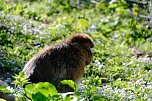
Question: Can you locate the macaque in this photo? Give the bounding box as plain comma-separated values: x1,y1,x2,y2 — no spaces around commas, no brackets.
23,33,94,92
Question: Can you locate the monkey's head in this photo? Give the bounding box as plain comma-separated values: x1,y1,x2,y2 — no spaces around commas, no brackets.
65,33,94,65
66,33,94,49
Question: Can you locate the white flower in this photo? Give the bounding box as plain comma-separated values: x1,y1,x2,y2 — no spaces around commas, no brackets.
6,86,14,93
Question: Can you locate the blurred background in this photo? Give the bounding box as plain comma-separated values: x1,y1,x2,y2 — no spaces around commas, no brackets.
0,0,152,100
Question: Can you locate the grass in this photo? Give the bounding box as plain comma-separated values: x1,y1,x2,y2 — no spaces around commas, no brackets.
0,0,152,100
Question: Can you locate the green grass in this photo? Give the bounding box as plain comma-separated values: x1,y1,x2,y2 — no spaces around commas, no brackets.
0,0,152,100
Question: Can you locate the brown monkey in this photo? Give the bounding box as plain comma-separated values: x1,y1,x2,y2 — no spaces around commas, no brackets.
23,33,94,92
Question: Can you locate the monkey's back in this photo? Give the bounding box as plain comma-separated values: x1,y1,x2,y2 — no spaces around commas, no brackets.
23,43,86,83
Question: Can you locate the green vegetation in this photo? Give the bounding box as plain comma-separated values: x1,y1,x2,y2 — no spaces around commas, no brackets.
0,0,152,100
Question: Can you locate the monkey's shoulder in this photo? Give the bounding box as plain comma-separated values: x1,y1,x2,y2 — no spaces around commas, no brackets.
37,43,80,57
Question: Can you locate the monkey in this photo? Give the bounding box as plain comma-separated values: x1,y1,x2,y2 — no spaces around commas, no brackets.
22,33,94,92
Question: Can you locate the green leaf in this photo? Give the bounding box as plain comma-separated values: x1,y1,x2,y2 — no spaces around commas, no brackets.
77,18,89,30
0,86,11,94
0,98,6,101
25,82,58,99
0,86,7,92
61,80,75,90
32,92,48,101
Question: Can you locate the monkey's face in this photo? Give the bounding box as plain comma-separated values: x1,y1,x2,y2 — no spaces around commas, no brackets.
66,33,94,65
82,41,94,49
84,46,93,66
81,37,94,66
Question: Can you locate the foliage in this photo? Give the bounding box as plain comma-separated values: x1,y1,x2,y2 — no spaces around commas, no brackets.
13,71,29,87
25,82,59,100
61,80,79,92
0,0,152,100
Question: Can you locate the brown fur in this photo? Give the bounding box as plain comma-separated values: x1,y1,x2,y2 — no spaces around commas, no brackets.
23,33,94,92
